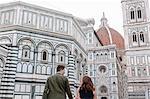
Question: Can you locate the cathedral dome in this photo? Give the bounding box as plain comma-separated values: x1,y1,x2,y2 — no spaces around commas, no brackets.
96,13,125,49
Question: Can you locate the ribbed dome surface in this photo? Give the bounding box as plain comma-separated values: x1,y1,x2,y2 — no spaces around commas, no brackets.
96,12,125,49
96,26,125,49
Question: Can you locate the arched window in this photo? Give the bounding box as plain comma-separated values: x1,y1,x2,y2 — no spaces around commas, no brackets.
17,63,22,72
61,56,63,61
111,52,114,58
100,86,107,93
42,66,46,74
137,7,142,19
130,8,135,20
22,45,31,60
41,50,48,61
140,32,144,42
132,32,137,42
28,64,33,73
0,59,4,68
36,66,41,74
22,63,28,73
58,51,65,63
43,51,47,60
46,67,51,75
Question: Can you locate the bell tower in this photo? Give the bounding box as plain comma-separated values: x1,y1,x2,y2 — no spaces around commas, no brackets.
122,0,150,49
121,0,150,99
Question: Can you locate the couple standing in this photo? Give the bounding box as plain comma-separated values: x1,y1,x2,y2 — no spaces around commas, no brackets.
42,65,97,99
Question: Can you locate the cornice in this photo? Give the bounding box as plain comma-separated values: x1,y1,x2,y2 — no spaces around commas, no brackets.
125,47,150,52
0,25,87,54
0,1,73,18
88,44,116,52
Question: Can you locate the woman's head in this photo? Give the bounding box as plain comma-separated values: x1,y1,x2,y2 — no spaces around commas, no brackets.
82,76,93,84
80,76,94,91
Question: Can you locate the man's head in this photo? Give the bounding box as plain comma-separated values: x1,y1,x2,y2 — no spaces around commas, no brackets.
57,65,65,75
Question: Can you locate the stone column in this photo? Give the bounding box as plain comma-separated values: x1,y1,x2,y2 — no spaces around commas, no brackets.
68,54,75,97
0,46,18,99
52,51,56,75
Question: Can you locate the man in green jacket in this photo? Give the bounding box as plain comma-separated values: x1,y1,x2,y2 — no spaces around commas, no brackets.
42,65,73,99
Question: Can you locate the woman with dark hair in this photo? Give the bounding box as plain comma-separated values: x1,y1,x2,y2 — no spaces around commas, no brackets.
75,76,97,99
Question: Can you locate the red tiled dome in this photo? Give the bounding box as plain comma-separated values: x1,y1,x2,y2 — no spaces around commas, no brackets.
96,13,125,49
96,26,125,49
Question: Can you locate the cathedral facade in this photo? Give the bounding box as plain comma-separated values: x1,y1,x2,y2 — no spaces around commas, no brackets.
86,13,128,99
